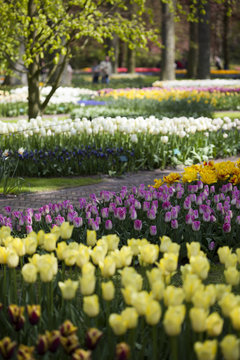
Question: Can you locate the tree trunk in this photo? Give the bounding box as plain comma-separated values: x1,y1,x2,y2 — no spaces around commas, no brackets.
28,61,40,119
161,1,175,80
127,48,136,73
112,35,119,74
197,2,211,79
187,21,198,78
223,0,230,70
119,41,127,68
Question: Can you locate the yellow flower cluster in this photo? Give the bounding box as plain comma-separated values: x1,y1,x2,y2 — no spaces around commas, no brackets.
2,224,240,359
152,159,240,187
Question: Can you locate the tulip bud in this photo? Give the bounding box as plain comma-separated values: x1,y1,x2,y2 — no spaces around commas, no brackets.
83,295,99,317
101,281,115,301
8,305,25,331
87,230,97,247
58,279,78,300
72,349,91,360
220,335,239,360
0,337,17,359
85,328,103,350
46,330,61,352
60,320,78,337
36,334,49,355
194,340,217,360
27,305,41,325
116,342,131,360
60,333,79,354
17,344,35,360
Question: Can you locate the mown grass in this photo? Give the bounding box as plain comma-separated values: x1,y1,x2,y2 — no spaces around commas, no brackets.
0,176,102,194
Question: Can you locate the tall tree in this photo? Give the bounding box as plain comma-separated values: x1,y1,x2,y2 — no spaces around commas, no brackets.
0,0,158,119
197,1,211,79
161,0,175,80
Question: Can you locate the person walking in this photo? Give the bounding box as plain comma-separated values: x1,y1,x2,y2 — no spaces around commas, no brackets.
99,56,112,84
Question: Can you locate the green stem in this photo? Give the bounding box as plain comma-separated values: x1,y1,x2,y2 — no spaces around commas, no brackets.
170,336,178,360
12,268,17,304
152,325,158,360
3,265,7,306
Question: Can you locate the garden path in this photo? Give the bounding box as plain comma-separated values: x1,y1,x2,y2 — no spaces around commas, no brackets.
0,155,239,212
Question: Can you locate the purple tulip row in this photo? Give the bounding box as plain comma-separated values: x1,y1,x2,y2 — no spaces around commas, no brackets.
1,181,240,253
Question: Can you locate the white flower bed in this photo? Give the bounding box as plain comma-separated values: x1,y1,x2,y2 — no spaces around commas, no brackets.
0,87,98,104
1,115,239,138
152,79,240,88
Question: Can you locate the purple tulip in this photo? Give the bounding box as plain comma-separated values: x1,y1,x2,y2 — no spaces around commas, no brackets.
192,221,201,231
224,215,231,224
208,241,215,250
186,214,193,225
101,208,109,218
210,185,215,193
116,197,123,206
134,200,141,209
210,215,217,223
134,219,142,231
91,221,99,231
176,191,183,199
143,201,151,211
214,195,220,203
171,219,178,229
109,203,116,212
165,211,172,223
34,213,42,222
73,217,83,227
171,206,179,219
105,220,113,230
4,206,11,215
197,181,203,190
162,201,171,210
196,196,203,205
150,225,157,236
190,194,197,202
55,215,65,226
223,222,231,233
26,225,33,233
236,216,240,225
216,203,223,212
147,209,156,220
130,208,137,220
117,207,127,221
183,198,191,210
203,212,210,222
79,198,87,209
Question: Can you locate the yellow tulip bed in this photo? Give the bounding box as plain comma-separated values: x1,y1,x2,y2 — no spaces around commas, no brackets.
0,222,240,360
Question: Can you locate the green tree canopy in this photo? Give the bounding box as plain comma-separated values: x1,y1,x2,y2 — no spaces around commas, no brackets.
0,0,159,118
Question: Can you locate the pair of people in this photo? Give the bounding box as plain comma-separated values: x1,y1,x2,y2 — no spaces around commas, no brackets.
92,56,112,84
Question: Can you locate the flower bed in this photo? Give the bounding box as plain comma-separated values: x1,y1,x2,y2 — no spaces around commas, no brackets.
0,116,240,176
1,160,240,262
0,223,240,359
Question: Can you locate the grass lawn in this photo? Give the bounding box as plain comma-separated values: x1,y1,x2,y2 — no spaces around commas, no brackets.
0,176,102,194
214,110,240,119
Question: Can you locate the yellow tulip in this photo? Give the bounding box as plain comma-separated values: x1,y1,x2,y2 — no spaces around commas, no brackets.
58,279,78,300
42,233,58,252
224,253,238,268
145,300,161,326
218,246,232,265
189,308,207,332
159,236,172,252
138,244,159,266
186,242,201,259
22,263,38,283
120,267,142,291
0,247,9,264
63,248,78,267
230,306,240,330
87,230,97,247
99,256,116,277
219,293,239,317
118,246,133,268
7,250,19,268
132,291,151,316
220,335,239,360
194,340,217,360
166,243,180,255
192,288,212,310
103,234,120,251
121,307,138,329
0,226,11,244
101,281,115,301
127,238,140,256
224,267,240,286
183,274,203,302
121,286,136,306
109,314,127,335
158,253,178,274
147,268,163,287
206,312,224,337
12,238,25,256
190,255,210,280
76,245,90,268
91,246,107,265
60,222,74,240
163,305,186,336
81,262,95,276
79,275,96,296
24,234,38,254
37,230,45,246
83,295,99,317
150,280,165,301
215,284,232,301
164,286,185,306
56,242,68,260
